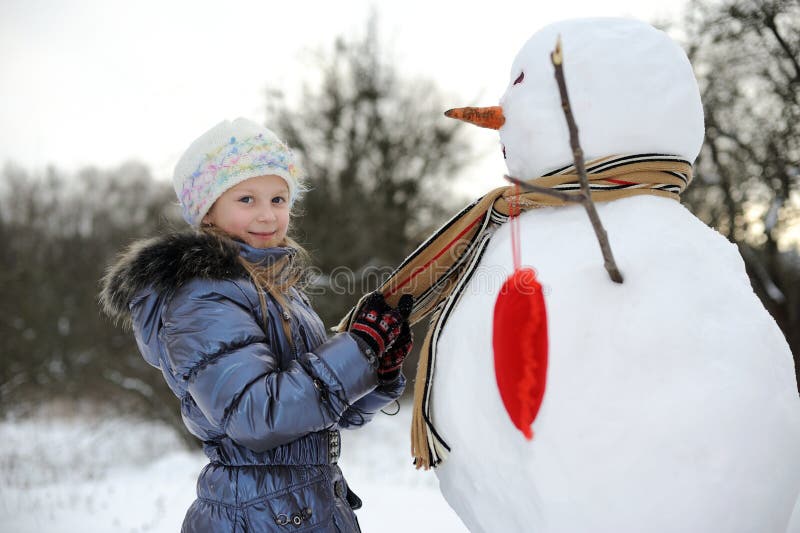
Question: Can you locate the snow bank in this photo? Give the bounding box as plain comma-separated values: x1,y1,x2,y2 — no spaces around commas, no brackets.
1,401,467,532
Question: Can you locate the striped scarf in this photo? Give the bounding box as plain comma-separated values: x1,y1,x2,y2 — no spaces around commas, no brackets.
334,154,692,469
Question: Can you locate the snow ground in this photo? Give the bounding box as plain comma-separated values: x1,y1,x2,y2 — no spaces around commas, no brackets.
0,401,468,533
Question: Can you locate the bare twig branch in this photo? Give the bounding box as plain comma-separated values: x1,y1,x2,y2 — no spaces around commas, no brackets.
705,131,739,240
761,7,800,84
503,175,582,204
551,36,624,283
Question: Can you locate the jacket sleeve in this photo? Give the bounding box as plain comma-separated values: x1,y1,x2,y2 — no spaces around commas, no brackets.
161,279,378,452
338,374,406,429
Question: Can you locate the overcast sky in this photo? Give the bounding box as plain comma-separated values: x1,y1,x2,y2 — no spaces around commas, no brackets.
1,0,689,195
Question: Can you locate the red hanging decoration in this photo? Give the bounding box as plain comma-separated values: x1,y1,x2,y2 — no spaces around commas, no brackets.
492,186,548,439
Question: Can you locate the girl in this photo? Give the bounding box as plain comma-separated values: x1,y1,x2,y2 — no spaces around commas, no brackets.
100,117,413,532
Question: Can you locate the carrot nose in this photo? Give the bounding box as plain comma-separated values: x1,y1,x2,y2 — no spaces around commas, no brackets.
444,106,505,130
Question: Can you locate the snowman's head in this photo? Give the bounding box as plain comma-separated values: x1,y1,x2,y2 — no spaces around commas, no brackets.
449,18,705,180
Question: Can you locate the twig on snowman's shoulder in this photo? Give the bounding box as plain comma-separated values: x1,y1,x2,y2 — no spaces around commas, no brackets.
551,36,624,283
503,175,581,204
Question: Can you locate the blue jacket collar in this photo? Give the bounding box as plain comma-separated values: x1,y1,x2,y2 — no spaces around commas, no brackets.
237,241,296,266
101,230,298,326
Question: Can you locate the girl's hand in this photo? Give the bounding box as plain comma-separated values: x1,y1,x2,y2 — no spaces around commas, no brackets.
377,320,413,382
349,292,411,359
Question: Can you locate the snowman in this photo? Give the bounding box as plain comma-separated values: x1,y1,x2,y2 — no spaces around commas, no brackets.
412,17,800,533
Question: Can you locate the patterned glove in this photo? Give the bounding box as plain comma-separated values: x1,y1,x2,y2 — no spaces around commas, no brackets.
350,292,403,360
377,294,414,382
377,321,413,382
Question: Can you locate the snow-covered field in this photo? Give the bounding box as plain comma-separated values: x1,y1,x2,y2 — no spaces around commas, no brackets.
0,401,468,533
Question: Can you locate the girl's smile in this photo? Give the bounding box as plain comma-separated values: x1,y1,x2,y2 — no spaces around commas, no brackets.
202,174,291,248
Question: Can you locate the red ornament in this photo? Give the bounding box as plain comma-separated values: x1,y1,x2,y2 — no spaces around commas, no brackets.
492,267,548,440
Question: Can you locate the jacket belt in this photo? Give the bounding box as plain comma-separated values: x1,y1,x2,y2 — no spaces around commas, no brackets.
205,429,341,466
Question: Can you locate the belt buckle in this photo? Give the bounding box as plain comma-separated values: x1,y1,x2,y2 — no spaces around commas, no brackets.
328,430,340,464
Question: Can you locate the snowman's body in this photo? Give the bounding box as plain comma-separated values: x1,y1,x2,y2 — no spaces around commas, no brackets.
433,196,800,532
431,18,800,533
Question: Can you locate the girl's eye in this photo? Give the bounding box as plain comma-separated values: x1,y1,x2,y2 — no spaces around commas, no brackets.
513,71,524,85
238,196,254,204
272,196,286,204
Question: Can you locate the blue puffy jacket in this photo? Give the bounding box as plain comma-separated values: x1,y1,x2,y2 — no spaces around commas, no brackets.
100,230,405,532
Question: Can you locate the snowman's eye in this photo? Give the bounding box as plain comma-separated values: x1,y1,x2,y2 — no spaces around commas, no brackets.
513,71,524,85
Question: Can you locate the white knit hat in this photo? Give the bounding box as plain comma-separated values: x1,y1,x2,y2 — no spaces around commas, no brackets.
173,117,304,226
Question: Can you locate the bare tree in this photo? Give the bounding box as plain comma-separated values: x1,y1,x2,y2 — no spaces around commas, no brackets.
679,0,800,382
265,15,473,326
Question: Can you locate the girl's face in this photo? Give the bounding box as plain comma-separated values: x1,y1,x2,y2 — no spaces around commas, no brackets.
202,174,291,248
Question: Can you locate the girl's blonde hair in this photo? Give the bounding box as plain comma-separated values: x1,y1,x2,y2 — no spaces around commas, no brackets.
201,225,311,347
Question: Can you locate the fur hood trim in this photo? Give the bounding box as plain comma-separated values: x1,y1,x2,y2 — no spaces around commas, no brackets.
99,230,252,326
